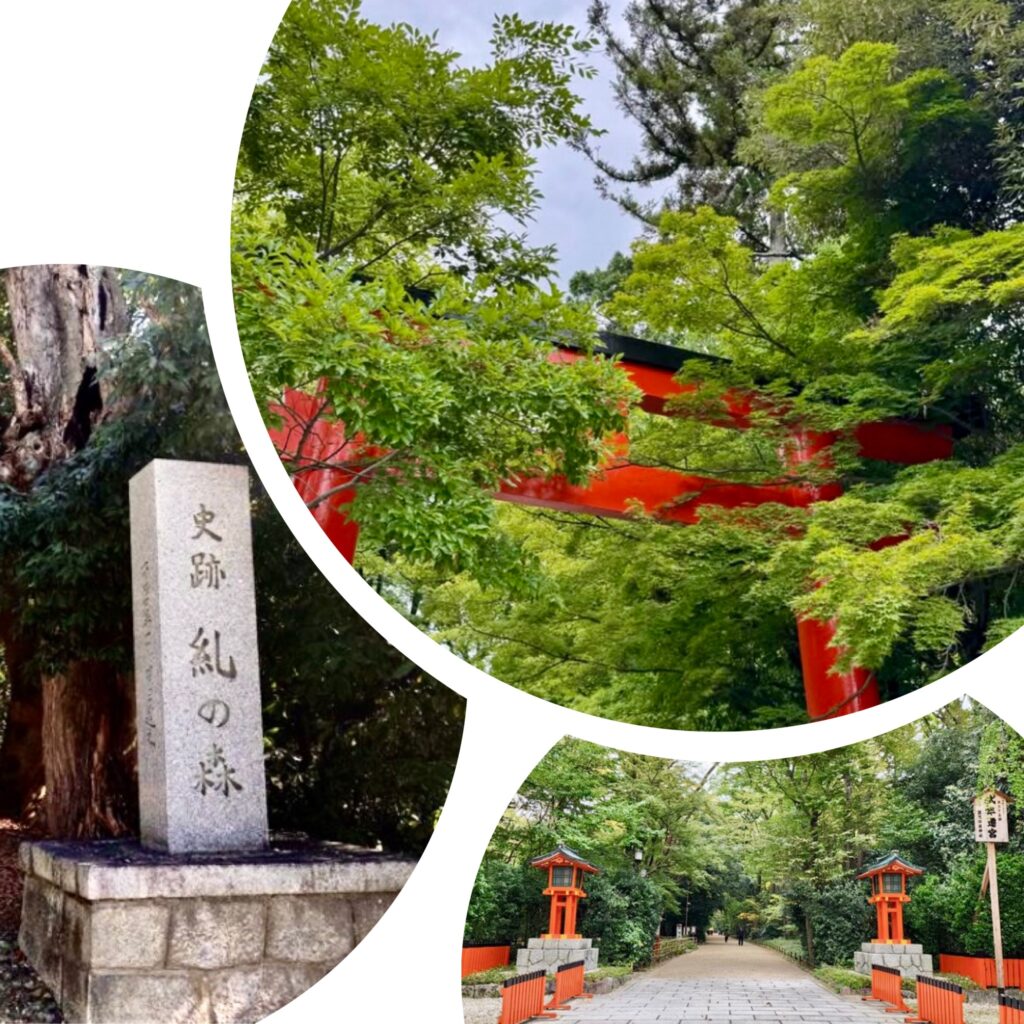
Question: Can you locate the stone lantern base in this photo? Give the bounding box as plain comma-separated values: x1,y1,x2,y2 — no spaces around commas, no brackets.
18,838,412,1023
853,942,934,978
516,938,599,974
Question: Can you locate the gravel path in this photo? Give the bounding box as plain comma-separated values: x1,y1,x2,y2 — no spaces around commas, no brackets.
648,938,812,981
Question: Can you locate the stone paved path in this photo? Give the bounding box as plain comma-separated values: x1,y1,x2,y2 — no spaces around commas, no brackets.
554,937,891,1023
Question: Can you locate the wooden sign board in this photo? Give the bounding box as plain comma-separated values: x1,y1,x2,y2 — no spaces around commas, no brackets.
974,790,1010,844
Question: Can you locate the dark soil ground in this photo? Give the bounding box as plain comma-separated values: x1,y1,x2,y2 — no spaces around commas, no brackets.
0,821,60,1023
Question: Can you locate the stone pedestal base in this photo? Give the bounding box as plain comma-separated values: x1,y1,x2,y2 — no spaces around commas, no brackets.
516,938,599,974
19,838,413,1023
853,942,934,978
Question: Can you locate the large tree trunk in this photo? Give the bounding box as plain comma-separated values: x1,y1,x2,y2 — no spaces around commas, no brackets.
0,265,134,837
0,612,44,820
42,665,137,838
1,265,126,487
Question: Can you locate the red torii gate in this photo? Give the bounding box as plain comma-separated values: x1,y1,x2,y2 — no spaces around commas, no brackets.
269,331,953,721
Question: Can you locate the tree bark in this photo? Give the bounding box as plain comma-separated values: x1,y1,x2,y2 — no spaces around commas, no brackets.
0,265,135,837
41,665,137,838
1,264,126,487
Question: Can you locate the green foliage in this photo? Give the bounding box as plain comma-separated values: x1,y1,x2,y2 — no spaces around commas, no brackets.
234,237,632,573
235,0,1024,732
255,501,463,854
650,937,696,962
490,739,720,907
238,0,599,280
805,879,874,967
0,274,230,673
756,43,995,262
813,965,870,990
936,973,977,990
569,252,633,312
467,709,1024,979
580,871,662,966
584,0,788,236
905,852,1024,957
759,937,808,962
461,966,516,985
464,860,546,946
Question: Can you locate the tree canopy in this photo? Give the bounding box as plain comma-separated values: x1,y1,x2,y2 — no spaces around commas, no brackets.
235,0,1024,729
467,703,1024,966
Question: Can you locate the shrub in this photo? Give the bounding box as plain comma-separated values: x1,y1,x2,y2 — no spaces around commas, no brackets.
814,966,870,991
464,860,546,947
905,852,1024,957
806,879,874,967
579,871,662,966
937,973,978,991
760,937,808,962
462,967,516,985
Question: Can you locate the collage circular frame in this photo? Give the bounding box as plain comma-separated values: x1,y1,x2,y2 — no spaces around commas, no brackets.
229,0,1024,736
0,264,464,1024
459,699,1024,1024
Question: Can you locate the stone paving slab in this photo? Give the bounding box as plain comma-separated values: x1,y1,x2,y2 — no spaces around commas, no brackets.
552,977,891,1023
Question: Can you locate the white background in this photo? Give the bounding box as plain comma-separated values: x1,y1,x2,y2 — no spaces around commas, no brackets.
0,4,1021,1022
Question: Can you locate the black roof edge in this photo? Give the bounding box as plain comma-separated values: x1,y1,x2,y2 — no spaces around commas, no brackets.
555,329,725,372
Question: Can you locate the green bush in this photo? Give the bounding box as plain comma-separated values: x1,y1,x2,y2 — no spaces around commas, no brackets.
579,871,662,966
760,937,808,962
814,966,870,991
937,973,978,991
586,965,633,980
652,937,697,963
462,966,516,985
463,860,546,947
906,852,1024,957
806,879,874,967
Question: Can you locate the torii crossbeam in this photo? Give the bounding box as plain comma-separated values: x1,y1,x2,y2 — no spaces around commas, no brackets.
269,331,953,721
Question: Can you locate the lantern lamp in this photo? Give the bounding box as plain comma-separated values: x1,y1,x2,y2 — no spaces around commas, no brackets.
857,852,924,945
529,845,600,940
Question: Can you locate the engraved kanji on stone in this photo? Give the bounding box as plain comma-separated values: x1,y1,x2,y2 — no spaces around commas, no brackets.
193,744,243,797
191,503,223,542
189,627,237,679
197,699,230,728
190,552,226,589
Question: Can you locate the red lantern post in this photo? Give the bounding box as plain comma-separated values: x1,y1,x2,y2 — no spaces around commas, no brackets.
529,846,599,940
857,853,924,945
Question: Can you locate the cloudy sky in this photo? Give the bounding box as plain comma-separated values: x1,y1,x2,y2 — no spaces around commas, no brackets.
364,0,667,284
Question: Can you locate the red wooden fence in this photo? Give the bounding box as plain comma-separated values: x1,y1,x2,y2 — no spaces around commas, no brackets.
938,954,1024,989
1001,992,1024,1024
498,969,555,1024
546,960,591,1011
907,975,965,1024
461,944,511,978
862,964,908,1013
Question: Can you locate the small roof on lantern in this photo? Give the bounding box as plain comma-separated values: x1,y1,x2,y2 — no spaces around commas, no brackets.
529,845,600,874
857,851,924,879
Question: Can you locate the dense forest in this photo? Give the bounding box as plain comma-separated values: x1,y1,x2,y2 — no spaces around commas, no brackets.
464,703,1024,970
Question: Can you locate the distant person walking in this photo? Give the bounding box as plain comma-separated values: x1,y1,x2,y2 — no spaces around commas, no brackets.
724,930,729,943
737,927,746,946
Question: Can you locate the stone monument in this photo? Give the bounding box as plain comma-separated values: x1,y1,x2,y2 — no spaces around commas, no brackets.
19,459,414,1023
131,460,268,852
